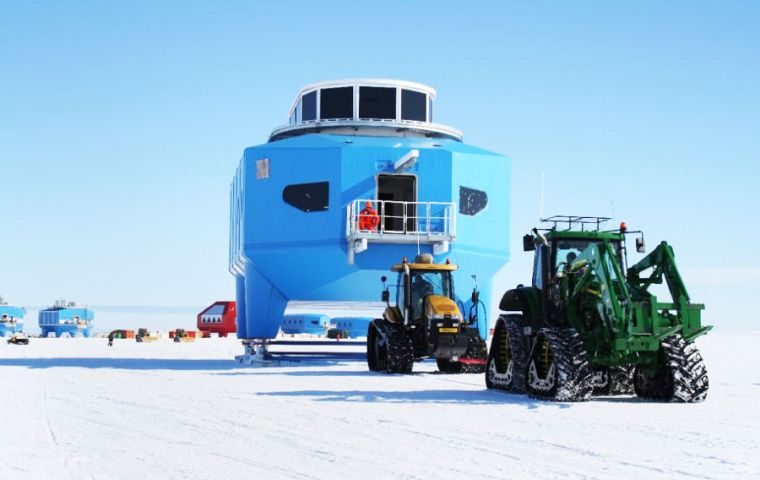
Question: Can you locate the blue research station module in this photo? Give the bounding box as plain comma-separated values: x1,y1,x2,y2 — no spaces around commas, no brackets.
229,79,510,360
0,300,24,336
38,300,94,338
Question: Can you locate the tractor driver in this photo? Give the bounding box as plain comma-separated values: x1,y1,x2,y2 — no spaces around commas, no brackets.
411,273,434,320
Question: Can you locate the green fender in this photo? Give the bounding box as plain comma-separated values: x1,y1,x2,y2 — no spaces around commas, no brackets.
498,286,542,324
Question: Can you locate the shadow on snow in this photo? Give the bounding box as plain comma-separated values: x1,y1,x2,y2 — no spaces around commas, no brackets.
0,353,367,371
0,357,242,371
257,388,571,408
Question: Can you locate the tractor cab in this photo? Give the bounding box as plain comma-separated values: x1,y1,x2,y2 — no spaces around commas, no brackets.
387,254,458,326
523,216,643,292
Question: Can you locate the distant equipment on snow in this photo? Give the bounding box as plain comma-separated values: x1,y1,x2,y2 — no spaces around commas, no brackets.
197,301,237,338
38,300,94,338
0,296,25,337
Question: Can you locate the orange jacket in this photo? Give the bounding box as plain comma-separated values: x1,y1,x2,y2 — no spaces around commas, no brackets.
359,206,380,231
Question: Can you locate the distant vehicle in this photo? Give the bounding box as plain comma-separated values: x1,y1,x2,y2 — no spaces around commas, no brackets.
170,329,197,342
108,329,135,339
197,301,236,337
135,328,159,342
7,332,29,345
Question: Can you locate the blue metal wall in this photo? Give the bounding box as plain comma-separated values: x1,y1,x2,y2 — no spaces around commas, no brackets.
230,134,510,340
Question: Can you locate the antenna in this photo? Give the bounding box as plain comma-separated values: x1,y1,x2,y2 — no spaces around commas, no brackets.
540,169,545,221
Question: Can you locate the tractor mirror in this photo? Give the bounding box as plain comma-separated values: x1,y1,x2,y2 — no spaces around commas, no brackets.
523,234,535,251
381,290,390,303
636,237,645,253
381,276,387,283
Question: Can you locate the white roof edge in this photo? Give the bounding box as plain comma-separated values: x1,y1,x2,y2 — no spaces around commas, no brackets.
288,79,437,115
269,120,463,142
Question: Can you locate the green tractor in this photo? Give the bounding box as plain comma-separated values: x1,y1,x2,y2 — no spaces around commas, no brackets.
486,216,711,402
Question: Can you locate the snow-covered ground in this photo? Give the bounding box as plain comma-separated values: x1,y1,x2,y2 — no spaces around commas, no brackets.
0,333,757,480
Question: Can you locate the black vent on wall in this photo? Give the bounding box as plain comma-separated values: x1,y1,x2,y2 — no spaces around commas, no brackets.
459,186,487,216
283,182,329,212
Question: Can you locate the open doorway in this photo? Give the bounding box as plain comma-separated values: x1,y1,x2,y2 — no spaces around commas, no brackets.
377,174,417,232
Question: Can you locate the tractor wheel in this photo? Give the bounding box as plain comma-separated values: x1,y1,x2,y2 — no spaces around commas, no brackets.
634,335,708,403
485,315,528,393
367,319,413,374
525,328,593,402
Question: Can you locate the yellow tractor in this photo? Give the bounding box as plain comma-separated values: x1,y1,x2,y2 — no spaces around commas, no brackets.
367,254,487,373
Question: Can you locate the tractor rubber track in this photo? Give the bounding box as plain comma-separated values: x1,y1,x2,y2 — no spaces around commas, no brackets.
368,319,414,374
592,365,635,395
635,335,708,403
486,315,528,393
608,366,635,395
528,328,593,402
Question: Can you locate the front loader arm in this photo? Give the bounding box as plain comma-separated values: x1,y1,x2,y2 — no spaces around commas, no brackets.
627,241,690,304
567,243,629,335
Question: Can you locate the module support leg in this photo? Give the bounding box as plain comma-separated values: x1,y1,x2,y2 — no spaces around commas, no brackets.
235,339,274,365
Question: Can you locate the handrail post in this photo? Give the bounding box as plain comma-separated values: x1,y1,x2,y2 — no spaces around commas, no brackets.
379,199,384,235
403,201,407,234
426,202,431,237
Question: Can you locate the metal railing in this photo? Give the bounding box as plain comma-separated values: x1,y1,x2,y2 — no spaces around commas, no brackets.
346,199,456,264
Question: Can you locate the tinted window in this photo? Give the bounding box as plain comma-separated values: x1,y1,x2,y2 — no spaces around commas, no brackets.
553,239,622,271
459,186,488,216
320,87,353,119
203,304,226,316
282,181,329,212
359,87,396,119
401,89,426,121
302,91,317,121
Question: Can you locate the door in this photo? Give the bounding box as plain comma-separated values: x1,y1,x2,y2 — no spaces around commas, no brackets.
377,174,417,232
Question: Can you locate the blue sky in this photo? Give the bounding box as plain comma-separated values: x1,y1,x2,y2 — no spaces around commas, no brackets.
1,1,758,330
